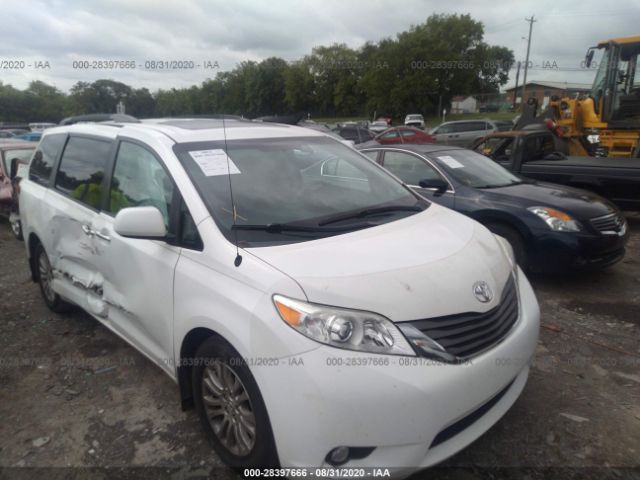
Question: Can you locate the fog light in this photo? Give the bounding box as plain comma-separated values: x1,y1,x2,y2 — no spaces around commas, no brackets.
327,446,350,465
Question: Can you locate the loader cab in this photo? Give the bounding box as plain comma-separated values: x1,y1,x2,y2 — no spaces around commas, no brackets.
587,36,640,126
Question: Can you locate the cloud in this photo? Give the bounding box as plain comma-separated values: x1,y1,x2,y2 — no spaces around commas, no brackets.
0,0,638,92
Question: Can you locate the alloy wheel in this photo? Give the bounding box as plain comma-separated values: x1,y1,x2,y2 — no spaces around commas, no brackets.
201,360,256,456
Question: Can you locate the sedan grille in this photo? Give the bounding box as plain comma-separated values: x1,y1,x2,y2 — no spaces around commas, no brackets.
404,276,518,359
590,212,627,235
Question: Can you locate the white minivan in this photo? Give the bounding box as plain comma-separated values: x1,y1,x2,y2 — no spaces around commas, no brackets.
20,118,540,475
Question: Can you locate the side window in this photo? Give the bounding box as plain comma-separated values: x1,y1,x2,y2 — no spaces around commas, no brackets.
491,138,515,162
109,142,174,228
321,158,367,181
522,135,553,162
541,135,555,156
400,130,417,137
381,130,399,139
383,151,441,186
55,136,112,209
29,133,67,186
361,151,379,162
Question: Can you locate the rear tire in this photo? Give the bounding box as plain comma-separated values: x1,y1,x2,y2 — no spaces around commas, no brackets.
34,244,72,313
192,336,278,468
486,223,527,271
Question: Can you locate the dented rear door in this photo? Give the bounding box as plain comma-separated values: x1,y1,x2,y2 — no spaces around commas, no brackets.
45,135,114,314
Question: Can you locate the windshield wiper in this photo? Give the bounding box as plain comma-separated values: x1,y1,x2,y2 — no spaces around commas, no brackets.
232,223,372,233
475,180,524,189
318,205,423,226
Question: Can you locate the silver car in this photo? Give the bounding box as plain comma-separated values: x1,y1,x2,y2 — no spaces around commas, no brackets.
430,119,512,147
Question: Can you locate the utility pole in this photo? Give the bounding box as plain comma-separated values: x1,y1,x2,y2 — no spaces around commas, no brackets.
512,61,521,110
521,15,536,111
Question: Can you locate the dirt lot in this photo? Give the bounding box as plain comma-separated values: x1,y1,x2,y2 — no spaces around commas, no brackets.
0,215,639,480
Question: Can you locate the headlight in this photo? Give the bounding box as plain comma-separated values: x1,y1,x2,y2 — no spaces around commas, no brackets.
273,295,415,356
528,206,581,232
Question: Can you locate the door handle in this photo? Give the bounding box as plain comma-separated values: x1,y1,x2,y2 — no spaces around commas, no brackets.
95,231,111,242
82,224,94,237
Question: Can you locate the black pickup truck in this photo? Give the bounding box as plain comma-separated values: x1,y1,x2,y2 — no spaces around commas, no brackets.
471,129,640,211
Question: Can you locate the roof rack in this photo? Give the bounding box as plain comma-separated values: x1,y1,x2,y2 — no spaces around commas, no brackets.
59,113,140,126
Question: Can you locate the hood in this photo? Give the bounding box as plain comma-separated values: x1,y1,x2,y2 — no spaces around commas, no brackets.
247,205,512,322
483,181,617,219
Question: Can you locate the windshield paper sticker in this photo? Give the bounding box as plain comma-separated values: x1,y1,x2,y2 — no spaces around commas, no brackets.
437,155,464,169
189,149,241,176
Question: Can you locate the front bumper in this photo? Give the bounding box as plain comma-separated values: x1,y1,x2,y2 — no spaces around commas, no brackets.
253,268,540,474
527,227,628,272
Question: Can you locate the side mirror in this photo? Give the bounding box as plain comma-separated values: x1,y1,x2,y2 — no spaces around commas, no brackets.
114,206,167,239
418,178,448,195
585,48,595,69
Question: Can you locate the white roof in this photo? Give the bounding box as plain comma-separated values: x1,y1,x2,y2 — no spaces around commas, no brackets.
44,118,326,144
505,80,592,91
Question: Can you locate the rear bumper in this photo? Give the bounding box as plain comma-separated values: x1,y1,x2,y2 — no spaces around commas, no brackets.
527,228,628,272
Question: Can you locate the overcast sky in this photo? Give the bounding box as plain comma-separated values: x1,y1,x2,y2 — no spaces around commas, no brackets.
1,0,638,93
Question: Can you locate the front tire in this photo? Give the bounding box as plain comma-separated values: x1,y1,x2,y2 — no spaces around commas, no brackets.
192,336,278,468
34,244,72,313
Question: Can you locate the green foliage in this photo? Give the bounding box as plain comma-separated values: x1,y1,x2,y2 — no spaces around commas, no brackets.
0,14,514,124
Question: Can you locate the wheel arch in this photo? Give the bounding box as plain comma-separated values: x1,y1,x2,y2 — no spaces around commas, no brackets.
469,210,531,242
177,327,226,410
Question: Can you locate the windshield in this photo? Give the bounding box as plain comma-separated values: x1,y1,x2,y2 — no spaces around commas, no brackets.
174,136,426,246
429,149,521,188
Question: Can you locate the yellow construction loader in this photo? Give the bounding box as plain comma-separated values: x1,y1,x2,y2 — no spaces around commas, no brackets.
522,35,640,158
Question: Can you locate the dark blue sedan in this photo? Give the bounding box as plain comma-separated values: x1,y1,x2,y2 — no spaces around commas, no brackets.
358,144,629,272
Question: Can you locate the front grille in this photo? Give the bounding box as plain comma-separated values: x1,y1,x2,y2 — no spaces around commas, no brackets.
405,276,518,359
590,212,627,235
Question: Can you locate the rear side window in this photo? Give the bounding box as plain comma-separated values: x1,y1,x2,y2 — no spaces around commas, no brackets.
435,124,452,134
55,136,113,210
454,122,486,132
29,133,67,186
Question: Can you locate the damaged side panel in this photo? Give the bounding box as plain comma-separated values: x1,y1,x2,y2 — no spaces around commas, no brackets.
45,199,107,316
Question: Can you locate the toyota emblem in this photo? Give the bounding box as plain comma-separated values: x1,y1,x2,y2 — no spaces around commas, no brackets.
473,281,493,303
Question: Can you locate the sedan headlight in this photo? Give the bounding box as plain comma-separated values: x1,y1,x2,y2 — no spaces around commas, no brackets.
273,295,415,356
528,206,581,232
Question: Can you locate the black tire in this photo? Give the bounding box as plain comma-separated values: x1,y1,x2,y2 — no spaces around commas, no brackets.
486,222,527,271
34,243,72,313
192,336,278,468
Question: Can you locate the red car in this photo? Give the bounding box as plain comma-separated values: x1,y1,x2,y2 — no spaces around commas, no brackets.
374,127,435,145
0,141,37,239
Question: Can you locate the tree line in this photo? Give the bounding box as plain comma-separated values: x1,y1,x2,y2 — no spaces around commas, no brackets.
0,14,514,124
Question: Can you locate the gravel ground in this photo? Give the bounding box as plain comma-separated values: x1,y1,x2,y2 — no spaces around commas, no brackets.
0,215,639,480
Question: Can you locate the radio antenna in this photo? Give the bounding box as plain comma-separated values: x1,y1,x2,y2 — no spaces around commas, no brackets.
221,113,242,267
